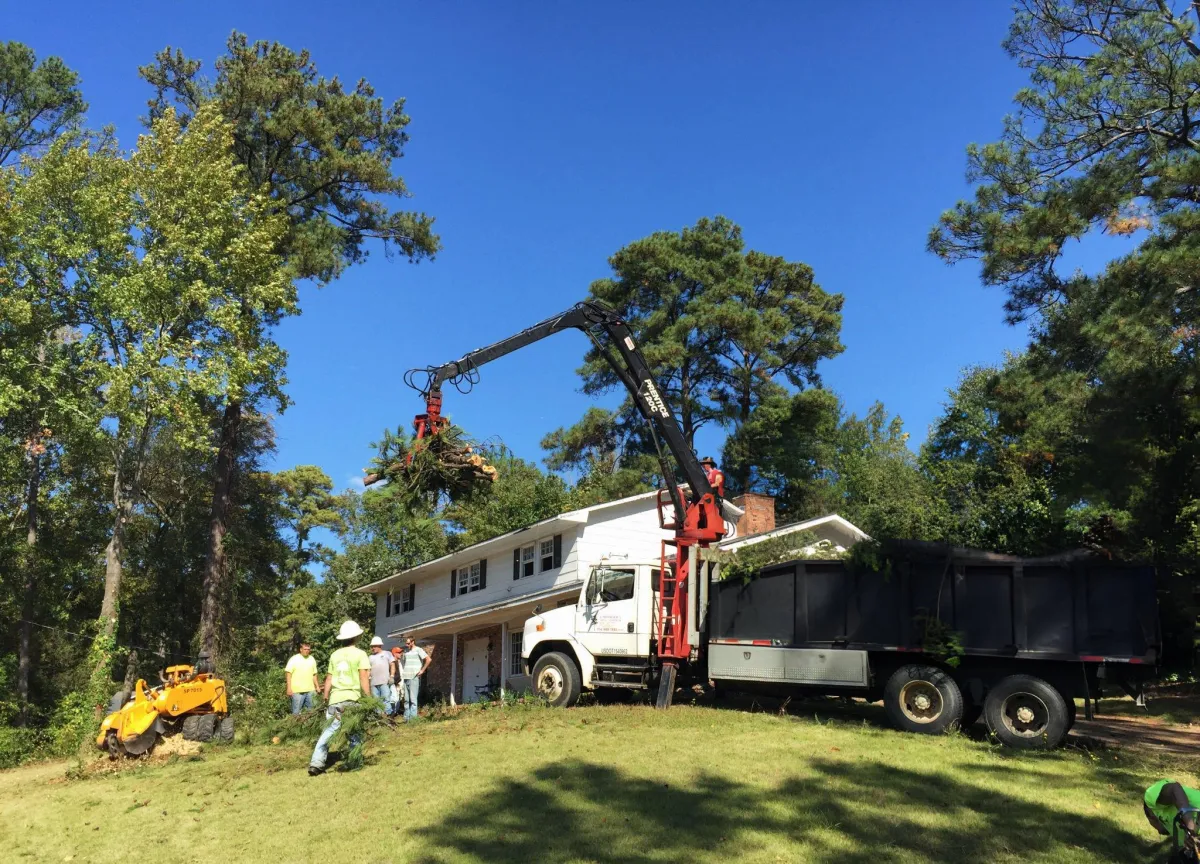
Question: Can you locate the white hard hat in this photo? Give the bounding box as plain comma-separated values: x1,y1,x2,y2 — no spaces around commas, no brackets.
370,635,384,647
336,620,364,641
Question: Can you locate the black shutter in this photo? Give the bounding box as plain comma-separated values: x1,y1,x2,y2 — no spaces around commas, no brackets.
553,534,562,569
450,569,457,598
407,583,415,609
479,558,487,590
386,590,393,617
513,548,521,580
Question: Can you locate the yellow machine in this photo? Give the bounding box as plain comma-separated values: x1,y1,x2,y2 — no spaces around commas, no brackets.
96,664,233,756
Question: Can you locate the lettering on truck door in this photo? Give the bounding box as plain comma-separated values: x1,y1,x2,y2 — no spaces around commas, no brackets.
577,566,639,657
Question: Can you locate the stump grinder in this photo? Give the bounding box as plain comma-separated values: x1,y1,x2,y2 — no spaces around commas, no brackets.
96,663,233,757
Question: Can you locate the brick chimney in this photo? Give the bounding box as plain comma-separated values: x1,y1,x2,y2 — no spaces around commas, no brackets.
731,493,775,538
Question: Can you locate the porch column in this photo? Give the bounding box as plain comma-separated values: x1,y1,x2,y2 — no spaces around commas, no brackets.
500,621,508,698
449,631,458,707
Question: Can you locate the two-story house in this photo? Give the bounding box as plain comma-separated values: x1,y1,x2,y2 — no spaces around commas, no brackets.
355,491,866,704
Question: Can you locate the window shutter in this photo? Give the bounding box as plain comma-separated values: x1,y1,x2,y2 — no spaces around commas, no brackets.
479,558,487,590
407,583,416,608
450,570,457,598
513,548,521,580
386,590,393,617
553,534,562,569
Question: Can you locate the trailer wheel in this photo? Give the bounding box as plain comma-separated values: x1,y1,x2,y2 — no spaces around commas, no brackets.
532,652,581,708
1065,698,1077,732
984,675,1069,749
883,665,963,735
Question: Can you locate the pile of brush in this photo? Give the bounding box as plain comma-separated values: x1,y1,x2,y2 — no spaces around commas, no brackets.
364,425,497,508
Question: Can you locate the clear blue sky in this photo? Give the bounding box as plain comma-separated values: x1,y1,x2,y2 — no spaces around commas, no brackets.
12,1,1096,491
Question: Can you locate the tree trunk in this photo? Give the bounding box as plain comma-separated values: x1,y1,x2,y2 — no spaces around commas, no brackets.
121,648,139,693
16,447,40,726
198,399,241,666
99,466,128,641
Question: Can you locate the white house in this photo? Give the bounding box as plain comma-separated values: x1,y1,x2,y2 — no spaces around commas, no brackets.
355,491,865,704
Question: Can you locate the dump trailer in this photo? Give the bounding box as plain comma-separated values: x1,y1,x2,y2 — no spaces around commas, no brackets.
522,541,1159,749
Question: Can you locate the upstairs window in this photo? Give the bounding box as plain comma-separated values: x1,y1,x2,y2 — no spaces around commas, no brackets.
451,560,486,596
521,544,535,578
540,538,555,571
401,583,415,613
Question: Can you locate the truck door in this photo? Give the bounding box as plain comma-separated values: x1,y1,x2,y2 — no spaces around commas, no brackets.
577,565,639,658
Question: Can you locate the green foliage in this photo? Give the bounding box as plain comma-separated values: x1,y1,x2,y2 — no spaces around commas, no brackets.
366,425,498,513
706,531,824,582
140,32,440,284
914,614,966,668
0,727,48,769
443,449,569,548
0,41,85,165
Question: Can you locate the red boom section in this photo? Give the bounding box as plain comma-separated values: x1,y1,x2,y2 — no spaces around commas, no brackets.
656,490,725,661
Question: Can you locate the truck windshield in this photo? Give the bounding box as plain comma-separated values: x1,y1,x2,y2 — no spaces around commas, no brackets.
586,566,635,604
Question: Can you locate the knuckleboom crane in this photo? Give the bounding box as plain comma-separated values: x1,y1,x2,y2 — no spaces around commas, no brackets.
406,301,733,708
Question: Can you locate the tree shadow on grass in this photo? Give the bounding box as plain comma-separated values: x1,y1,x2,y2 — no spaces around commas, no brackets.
410,756,1159,864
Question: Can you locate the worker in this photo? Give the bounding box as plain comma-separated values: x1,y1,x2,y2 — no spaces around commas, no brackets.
367,635,395,714
699,456,725,497
399,635,431,722
308,620,371,776
389,646,403,716
285,641,320,715
1144,778,1200,862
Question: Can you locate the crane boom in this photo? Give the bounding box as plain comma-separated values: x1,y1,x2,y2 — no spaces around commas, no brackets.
406,300,728,703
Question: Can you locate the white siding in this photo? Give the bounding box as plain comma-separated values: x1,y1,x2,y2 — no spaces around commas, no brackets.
575,497,671,571
375,526,581,636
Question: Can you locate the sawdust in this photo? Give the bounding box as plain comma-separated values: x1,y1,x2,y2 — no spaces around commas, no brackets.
153,735,203,758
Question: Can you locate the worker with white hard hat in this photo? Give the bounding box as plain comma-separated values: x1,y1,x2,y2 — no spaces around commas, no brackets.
366,635,395,715
308,620,371,775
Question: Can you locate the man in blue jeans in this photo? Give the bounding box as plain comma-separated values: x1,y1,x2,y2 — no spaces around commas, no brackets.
285,641,319,715
309,620,371,776
366,636,395,714
399,635,431,721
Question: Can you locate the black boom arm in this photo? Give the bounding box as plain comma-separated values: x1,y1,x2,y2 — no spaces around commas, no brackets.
409,301,713,517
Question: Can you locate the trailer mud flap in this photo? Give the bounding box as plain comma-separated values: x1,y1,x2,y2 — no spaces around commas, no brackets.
655,662,677,709
709,644,869,687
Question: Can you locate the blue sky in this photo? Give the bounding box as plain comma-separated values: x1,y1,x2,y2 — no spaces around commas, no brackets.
11,1,1111,492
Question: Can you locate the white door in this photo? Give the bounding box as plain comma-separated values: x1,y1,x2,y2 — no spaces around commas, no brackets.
577,565,640,659
462,638,489,703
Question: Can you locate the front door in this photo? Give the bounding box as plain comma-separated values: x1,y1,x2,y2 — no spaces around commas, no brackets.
577,565,639,659
462,638,489,703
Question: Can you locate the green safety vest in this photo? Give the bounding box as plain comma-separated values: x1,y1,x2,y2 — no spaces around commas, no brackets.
1145,779,1200,848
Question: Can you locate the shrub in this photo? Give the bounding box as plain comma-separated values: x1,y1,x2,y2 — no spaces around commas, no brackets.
0,727,49,769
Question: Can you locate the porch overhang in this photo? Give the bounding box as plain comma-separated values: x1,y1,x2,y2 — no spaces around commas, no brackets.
387,580,584,640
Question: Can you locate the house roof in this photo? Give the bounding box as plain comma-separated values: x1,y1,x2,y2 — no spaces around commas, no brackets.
717,513,870,551
385,579,584,639
355,490,663,595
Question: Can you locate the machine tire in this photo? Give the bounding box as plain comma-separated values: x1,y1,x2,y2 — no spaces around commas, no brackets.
191,713,217,742
984,675,1069,749
215,715,235,742
1065,698,1078,732
883,664,963,735
181,714,201,741
532,652,581,708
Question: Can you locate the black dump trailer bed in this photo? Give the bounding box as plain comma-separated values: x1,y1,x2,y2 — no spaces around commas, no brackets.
704,542,1159,748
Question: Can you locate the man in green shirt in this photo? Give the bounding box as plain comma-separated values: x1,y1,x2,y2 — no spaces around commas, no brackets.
1144,779,1200,862
308,620,371,776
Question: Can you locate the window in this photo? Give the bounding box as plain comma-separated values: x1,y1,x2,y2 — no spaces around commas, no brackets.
453,560,484,595
509,631,523,676
401,583,415,613
585,566,636,604
540,538,555,571
520,544,535,578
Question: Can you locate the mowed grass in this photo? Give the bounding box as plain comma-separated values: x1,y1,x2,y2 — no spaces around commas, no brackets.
2,701,1197,864
1089,694,1200,727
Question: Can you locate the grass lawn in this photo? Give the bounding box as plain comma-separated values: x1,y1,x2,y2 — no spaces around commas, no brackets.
2,700,1198,864
1088,694,1200,727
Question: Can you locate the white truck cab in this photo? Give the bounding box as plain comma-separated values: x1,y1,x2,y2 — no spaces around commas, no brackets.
521,560,660,705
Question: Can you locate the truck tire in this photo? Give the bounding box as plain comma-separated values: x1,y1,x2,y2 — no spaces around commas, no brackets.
1065,698,1077,732
215,715,235,742
883,664,964,735
984,675,1069,749
182,714,201,741
532,652,581,708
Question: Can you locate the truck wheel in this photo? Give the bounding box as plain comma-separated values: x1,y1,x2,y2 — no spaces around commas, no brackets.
1065,698,1077,732
883,665,963,735
181,714,201,741
532,652,581,708
215,715,235,742
984,675,1069,749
